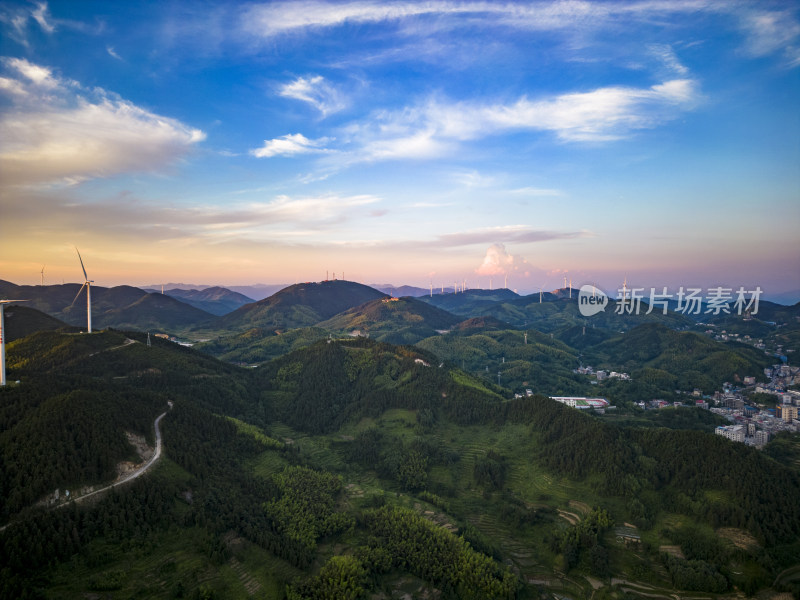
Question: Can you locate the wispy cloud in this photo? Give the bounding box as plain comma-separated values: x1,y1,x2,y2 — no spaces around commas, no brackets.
1,1,100,46
106,46,122,60
250,133,331,158
331,78,699,166
328,225,588,250
0,190,381,243
509,187,564,197
429,225,589,248
278,75,346,116
736,8,800,67
239,1,610,38
30,2,54,33
649,44,689,76
0,58,205,187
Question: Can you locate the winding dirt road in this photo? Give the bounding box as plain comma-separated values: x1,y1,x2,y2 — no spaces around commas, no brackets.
0,403,171,533
71,404,170,504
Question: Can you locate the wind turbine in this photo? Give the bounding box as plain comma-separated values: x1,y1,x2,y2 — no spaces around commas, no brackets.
0,299,29,386
70,248,93,333
40,265,45,286
536,280,549,303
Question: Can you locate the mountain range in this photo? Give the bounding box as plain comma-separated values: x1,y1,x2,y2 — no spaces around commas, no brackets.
143,286,254,316
0,280,213,332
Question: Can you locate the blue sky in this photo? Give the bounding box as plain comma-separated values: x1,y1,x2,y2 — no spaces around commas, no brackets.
1,0,798,297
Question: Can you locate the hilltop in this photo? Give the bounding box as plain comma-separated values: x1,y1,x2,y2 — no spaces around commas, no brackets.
213,280,388,331
317,296,461,344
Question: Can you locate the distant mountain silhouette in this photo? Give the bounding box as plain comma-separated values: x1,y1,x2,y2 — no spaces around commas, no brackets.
0,280,213,332
144,286,254,316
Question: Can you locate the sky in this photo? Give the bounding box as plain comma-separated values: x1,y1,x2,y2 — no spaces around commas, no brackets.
0,0,798,298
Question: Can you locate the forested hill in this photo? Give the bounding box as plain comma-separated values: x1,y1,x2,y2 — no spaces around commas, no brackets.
213,279,388,331
2,327,800,598
0,329,255,524
587,323,772,390
1,305,76,342
317,296,461,344
255,337,505,434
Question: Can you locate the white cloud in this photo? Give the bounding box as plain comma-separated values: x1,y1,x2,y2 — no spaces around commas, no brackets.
476,243,526,277
239,1,615,38
278,75,345,116
5,57,59,88
649,44,689,75
31,2,55,33
738,9,800,59
0,189,381,244
107,46,122,60
361,129,449,161
250,133,330,158
337,77,699,165
0,58,205,187
248,193,378,224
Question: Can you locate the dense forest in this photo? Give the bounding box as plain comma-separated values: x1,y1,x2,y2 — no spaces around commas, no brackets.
1,310,798,598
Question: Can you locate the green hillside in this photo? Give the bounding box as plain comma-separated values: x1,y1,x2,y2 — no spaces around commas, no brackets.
1,330,798,599
213,280,388,332
587,323,773,394
475,296,693,334
416,327,588,396
1,305,76,342
196,326,331,364
317,296,461,344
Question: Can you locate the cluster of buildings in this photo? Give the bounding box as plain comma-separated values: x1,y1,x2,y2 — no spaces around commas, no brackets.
702,323,791,359
574,365,631,382
710,364,800,447
641,398,709,410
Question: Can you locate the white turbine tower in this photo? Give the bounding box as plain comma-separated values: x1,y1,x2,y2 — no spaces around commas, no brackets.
40,265,45,286
71,248,93,333
1,299,29,386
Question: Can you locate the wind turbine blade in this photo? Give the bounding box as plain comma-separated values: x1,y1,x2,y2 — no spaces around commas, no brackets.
75,247,88,281
69,282,87,308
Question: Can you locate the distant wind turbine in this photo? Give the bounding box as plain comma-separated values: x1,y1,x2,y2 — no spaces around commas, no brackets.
40,265,45,286
70,248,93,333
536,281,549,303
0,299,29,386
